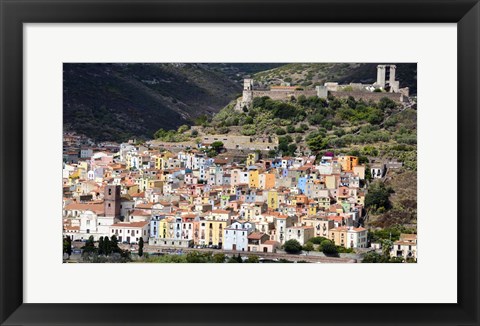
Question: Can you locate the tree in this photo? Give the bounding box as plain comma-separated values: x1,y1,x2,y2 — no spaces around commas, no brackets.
362,251,386,263
365,181,393,211
103,236,111,255
210,141,224,153
321,240,339,257
213,253,226,263
177,124,190,133
246,255,259,263
365,165,373,182
302,242,314,252
236,254,243,263
154,128,167,139
228,256,239,263
287,144,297,155
82,236,96,255
306,134,330,153
186,251,208,263
286,125,295,133
138,237,144,257
63,236,72,256
309,236,328,245
283,239,302,254
98,236,104,255
110,235,119,253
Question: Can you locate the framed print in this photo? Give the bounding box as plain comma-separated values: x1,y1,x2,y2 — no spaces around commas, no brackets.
0,0,479,325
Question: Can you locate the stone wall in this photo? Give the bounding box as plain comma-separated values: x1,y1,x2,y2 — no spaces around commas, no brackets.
330,91,403,103
203,134,278,151
252,90,318,101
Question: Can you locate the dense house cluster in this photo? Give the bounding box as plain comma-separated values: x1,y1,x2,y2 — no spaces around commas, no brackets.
62,136,392,256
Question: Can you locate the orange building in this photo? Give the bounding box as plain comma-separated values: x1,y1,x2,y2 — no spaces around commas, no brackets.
338,155,359,172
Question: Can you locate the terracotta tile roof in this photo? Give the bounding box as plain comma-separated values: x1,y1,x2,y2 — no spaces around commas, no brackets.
247,232,266,240
64,226,80,231
135,203,154,209
211,210,230,214
64,202,104,214
400,233,417,240
264,240,279,245
111,221,149,228
130,210,151,216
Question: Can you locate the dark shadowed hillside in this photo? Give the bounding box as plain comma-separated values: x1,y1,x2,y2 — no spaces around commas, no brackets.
63,63,243,141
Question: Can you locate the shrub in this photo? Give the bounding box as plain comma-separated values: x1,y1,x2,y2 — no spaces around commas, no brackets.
321,240,339,257
275,128,286,135
283,239,302,254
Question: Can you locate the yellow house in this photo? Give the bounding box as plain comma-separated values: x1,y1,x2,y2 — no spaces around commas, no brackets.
138,176,156,191
69,169,81,182
338,155,359,172
126,184,140,196
246,152,259,166
194,219,227,246
125,152,132,169
249,169,259,188
158,217,175,239
155,151,175,170
325,175,338,189
267,190,279,210
318,196,331,210
78,161,88,172
308,202,318,216
329,226,348,247
149,179,163,189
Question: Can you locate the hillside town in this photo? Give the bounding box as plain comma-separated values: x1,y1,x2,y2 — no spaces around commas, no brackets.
62,132,417,263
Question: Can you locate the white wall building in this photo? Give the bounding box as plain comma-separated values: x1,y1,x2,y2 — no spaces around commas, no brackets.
109,221,149,244
223,221,255,251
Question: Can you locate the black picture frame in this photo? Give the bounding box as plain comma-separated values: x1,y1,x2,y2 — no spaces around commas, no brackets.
1,0,479,325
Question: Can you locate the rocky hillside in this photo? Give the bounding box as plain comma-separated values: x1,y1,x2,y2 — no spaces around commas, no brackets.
64,63,416,142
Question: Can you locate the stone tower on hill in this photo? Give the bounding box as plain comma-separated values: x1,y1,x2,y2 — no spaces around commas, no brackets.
104,184,121,218
240,78,254,111
375,64,400,93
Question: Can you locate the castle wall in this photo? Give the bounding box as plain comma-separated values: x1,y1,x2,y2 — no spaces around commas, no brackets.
252,90,318,101
329,91,403,103
202,135,278,151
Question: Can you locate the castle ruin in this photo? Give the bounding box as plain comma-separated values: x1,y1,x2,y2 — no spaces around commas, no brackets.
235,65,410,111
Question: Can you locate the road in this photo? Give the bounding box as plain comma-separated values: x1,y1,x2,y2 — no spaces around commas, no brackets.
122,244,358,263
71,242,358,263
